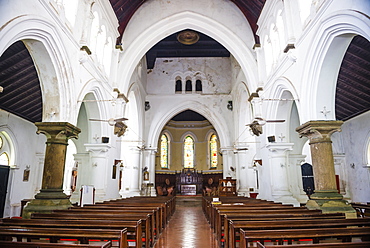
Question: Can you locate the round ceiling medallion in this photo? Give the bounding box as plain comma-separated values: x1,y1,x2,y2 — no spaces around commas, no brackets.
177,30,199,45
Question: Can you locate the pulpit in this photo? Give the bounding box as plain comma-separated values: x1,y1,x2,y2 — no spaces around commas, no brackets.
219,177,237,196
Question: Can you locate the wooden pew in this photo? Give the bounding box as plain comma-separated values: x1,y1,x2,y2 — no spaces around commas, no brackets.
65,207,161,236
0,227,128,248
221,213,345,248
31,213,152,248
95,196,176,228
240,227,370,248
351,203,370,218
0,240,112,247
228,218,370,248
215,210,339,246
256,241,370,248
0,218,142,248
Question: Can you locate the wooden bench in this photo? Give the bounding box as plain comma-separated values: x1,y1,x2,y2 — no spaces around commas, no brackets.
240,227,370,248
215,210,339,246
1,218,142,248
351,203,370,218
77,205,164,229
31,213,152,248
228,218,370,248
256,241,370,248
0,226,127,248
0,240,112,247
220,213,345,248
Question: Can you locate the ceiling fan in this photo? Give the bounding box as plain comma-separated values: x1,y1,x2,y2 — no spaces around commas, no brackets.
246,117,285,136
89,117,128,137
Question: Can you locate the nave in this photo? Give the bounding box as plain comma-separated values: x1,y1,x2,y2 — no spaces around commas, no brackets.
154,196,219,248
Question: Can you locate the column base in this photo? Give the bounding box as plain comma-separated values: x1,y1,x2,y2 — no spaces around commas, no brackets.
306,190,356,217
273,194,300,207
22,189,72,219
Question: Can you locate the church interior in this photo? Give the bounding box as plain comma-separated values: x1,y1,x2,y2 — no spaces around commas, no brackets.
0,0,369,247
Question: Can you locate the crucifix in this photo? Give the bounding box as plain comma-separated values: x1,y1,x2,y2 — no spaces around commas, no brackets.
278,133,285,142
320,106,331,119
93,134,100,143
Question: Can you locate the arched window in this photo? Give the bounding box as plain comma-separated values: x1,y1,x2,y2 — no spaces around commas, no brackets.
0,135,10,166
209,134,218,168
185,80,192,92
175,79,182,92
0,153,9,166
184,136,194,168
160,134,169,169
196,80,202,92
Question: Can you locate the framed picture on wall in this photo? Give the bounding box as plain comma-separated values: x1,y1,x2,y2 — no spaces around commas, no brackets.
23,169,30,182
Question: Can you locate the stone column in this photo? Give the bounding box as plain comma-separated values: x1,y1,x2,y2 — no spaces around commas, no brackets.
23,122,80,219
266,143,299,206
296,121,355,216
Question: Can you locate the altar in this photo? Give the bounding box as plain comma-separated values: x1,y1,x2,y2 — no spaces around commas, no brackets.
181,184,197,195
176,168,203,195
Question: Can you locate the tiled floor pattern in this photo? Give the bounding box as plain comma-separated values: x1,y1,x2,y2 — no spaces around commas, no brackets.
154,197,220,248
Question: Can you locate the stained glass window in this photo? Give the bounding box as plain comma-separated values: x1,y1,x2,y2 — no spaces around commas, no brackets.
210,134,218,168
160,134,169,169
184,136,194,168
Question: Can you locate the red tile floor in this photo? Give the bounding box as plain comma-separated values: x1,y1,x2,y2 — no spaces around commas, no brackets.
154,196,220,248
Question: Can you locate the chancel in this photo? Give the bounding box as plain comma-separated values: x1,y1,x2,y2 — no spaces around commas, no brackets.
0,0,369,247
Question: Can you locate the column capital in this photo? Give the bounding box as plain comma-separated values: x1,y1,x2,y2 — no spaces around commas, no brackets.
35,122,81,145
266,143,294,154
296,120,343,143
85,143,111,155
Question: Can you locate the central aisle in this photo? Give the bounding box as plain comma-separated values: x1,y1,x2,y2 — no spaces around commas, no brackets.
154,196,220,248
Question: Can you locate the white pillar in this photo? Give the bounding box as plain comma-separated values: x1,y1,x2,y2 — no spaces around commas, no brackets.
144,148,157,196
266,143,300,206
235,149,249,196
69,153,89,204
85,144,111,201
289,154,309,203
221,148,234,178
119,146,141,197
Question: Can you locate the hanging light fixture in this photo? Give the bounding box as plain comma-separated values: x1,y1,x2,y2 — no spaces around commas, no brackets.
177,30,199,45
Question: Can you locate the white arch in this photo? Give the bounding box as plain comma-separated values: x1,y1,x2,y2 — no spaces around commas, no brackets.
0,15,76,122
146,101,231,151
301,10,370,123
118,11,258,95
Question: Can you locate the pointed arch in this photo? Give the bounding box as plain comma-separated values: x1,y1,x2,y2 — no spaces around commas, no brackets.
118,10,258,96
301,10,370,122
0,15,75,122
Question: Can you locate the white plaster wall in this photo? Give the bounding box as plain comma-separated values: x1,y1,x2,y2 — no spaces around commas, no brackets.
0,111,45,217
335,112,370,202
147,58,232,95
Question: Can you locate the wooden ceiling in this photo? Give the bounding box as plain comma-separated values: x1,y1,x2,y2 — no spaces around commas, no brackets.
0,1,369,124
